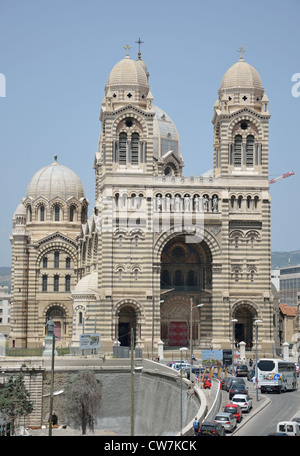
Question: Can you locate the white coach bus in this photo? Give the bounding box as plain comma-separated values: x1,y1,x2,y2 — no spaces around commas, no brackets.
257,358,297,393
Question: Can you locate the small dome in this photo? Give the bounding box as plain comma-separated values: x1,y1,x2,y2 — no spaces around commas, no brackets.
73,271,98,294
221,58,262,90
26,156,85,201
152,106,180,157
107,55,148,88
13,201,26,218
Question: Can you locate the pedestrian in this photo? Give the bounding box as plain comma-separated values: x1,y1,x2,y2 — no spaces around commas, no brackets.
193,417,199,436
249,358,253,368
252,375,256,391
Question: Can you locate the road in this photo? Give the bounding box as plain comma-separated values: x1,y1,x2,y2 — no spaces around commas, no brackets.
232,385,300,436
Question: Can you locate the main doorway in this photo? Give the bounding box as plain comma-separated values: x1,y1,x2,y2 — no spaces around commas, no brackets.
168,321,188,346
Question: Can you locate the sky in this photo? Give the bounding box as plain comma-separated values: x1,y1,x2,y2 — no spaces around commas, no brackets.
0,0,299,266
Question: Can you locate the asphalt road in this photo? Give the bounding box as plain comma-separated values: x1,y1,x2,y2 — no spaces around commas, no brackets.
233,387,300,436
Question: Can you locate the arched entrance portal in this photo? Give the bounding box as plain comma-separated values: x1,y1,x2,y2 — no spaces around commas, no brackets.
117,306,137,347
45,305,67,341
233,302,258,350
160,235,212,347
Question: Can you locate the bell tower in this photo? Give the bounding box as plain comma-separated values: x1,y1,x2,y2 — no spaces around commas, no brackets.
212,48,270,180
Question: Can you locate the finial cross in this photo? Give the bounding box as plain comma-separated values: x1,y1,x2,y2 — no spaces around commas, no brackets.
237,46,246,60
123,43,131,56
135,38,144,53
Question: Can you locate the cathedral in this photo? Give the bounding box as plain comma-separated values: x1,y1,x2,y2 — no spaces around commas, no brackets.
9,45,274,356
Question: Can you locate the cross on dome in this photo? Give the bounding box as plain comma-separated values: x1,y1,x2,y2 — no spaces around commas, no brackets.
136,37,144,60
123,43,131,56
237,46,246,60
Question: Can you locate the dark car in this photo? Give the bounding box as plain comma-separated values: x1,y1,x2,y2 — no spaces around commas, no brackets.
235,365,248,377
229,377,246,388
222,377,232,392
199,421,226,436
229,383,248,400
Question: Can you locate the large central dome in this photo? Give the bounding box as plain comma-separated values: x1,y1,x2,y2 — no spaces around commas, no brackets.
26,156,85,201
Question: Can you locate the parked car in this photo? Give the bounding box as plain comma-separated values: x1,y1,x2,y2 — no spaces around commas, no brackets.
235,365,249,377
199,421,226,436
229,377,246,391
231,394,253,413
292,417,300,423
170,362,191,371
204,378,212,389
222,377,232,392
277,421,300,436
229,383,248,400
223,403,243,423
213,412,236,432
219,378,225,390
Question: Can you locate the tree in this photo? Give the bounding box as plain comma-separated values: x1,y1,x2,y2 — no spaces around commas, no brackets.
63,371,102,435
0,373,34,434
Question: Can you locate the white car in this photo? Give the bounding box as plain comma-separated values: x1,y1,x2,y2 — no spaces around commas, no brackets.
231,394,253,413
213,412,237,432
170,362,191,371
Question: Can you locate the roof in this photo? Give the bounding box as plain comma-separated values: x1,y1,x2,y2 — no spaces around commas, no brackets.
26,156,85,201
279,304,298,317
220,57,262,90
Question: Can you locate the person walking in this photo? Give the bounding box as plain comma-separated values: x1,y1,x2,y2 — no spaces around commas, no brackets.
193,417,199,436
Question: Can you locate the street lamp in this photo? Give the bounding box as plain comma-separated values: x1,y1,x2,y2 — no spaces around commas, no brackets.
180,346,188,435
45,317,56,437
190,297,203,380
254,319,262,401
231,319,238,374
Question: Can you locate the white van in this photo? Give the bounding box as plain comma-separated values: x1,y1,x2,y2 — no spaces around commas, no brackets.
276,421,300,436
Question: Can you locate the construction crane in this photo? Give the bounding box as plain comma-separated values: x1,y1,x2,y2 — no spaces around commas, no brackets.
269,171,295,184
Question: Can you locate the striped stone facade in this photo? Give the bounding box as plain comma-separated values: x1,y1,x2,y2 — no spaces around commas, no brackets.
9,49,274,355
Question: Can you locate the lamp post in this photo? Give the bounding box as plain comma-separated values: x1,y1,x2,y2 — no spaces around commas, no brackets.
180,346,188,435
45,317,56,437
254,319,262,401
190,297,203,380
231,319,238,374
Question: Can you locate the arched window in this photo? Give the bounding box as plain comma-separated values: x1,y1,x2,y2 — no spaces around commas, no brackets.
66,257,71,269
246,135,254,167
131,132,139,164
247,195,252,209
119,132,127,164
27,205,32,222
234,135,242,167
54,204,60,221
54,275,59,292
79,312,83,324
187,270,197,286
65,275,71,292
70,205,76,222
81,206,87,224
42,275,48,292
40,205,45,221
161,269,171,287
54,251,59,268
43,256,48,268
174,270,184,286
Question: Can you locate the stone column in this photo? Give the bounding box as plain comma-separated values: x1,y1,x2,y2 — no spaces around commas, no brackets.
157,339,164,360
282,341,289,361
